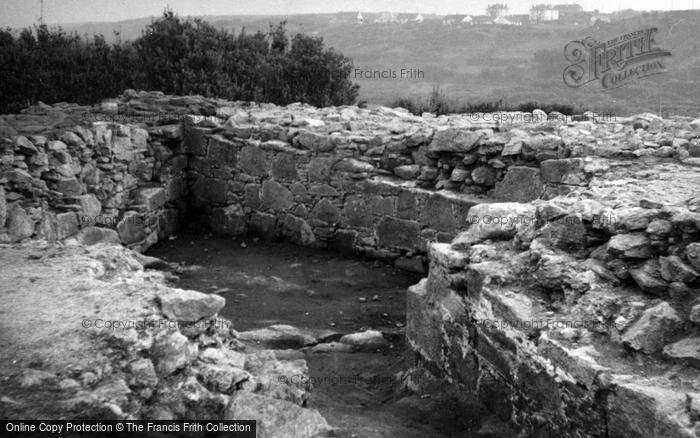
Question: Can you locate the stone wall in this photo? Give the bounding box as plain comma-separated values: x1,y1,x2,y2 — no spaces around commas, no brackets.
405,195,700,436
180,97,700,272
0,94,198,250
2,91,699,436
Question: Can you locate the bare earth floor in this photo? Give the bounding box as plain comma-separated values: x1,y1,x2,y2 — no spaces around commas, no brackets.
147,236,507,437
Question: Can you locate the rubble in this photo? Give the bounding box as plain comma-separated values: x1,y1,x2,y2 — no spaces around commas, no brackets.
1,91,699,436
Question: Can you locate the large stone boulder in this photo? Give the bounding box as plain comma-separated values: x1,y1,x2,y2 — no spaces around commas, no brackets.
54,177,83,197
492,167,544,202
294,130,332,152
239,145,269,177
540,158,586,185
428,128,482,153
607,233,652,259
607,379,697,438
134,187,166,212
261,180,293,212
339,330,388,351
662,337,700,368
376,217,421,250
225,392,330,438
117,211,146,245
622,302,682,354
659,255,698,283
76,226,121,246
159,289,226,322
282,214,315,246
333,158,375,174
7,204,34,242
237,325,317,349
14,136,38,155
151,330,197,376
56,212,79,239
75,194,102,220
207,135,237,166
271,153,299,182
452,203,536,249
212,204,246,236
686,242,700,271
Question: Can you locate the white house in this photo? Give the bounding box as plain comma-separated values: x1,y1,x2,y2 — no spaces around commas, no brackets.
590,13,612,24
413,14,424,23
443,14,468,25
530,4,559,22
461,15,473,24
375,11,398,23
486,4,510,18
494,16,519,25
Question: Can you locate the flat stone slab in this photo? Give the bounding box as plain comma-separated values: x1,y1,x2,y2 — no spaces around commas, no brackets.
159,289,225,322
237,325,318,349
339,330,388,351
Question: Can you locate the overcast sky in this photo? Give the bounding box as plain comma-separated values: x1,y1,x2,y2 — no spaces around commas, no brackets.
1,0,698,27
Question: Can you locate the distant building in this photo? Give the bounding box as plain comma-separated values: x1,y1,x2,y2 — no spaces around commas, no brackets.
611,9,641,20
442,14,468,25
530,4,559,22
461,15,474,24
495,16,521,25
375,11,399,23
590,13,612,24
357,12,364,24
508,14,530,25
472,15,495,25
554,4,583,17
413,14,424,23
487,4,510,18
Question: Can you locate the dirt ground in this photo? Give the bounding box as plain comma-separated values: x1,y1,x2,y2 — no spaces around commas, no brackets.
148,236,504,437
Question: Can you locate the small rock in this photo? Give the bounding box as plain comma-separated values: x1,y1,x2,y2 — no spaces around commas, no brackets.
76,227,120,246
128,358,159,389
14,136,38,155
393,164,420,180
685,243,700,271
622,302,682,354
159,289,225,322
607,233,652,259
339,330,388,351
659,255,698,283
6,204,34,242
225,392,330,437
690,305,700,324
237,325,317,349
629,261,668,295
151,330,195,376
662,337,700,368
58,378,81,391
19,369,55,388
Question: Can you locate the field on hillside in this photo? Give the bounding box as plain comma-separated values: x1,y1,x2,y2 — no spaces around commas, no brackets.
60,11,700,116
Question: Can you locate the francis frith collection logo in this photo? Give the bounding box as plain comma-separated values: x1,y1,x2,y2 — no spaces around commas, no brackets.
563,27,672,89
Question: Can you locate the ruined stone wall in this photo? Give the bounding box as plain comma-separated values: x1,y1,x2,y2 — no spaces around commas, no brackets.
0,94,199,250
181,100,697,272
2,91,699,436
405,195,700,435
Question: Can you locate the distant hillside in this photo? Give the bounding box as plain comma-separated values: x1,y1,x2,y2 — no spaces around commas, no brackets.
49,11,700,115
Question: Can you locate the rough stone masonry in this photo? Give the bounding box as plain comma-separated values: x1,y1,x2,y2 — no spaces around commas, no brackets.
0,90,699,436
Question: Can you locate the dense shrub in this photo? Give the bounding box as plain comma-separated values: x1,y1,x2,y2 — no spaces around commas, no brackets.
0,11,359,114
